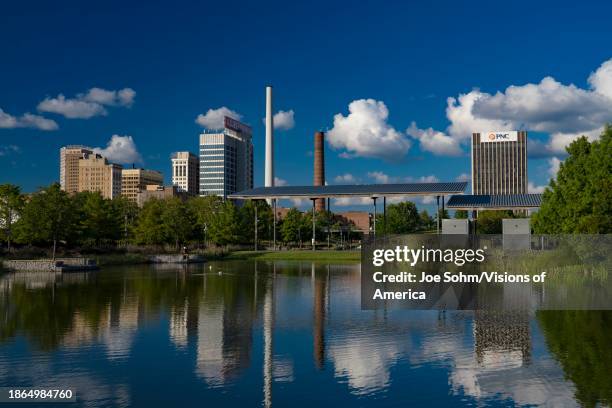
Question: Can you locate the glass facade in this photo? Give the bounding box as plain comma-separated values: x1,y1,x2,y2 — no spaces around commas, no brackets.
199,120,253,199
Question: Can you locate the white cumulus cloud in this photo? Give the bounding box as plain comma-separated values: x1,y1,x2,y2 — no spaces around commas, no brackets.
367,171,392,184
334,173,360,184
528,182,547,194
274,177,287,186
409,58,612,157
455,173,470,182
0,108,58,131
94,135,142,164
37,87,136,119
273,110,295,130
407,122,462,156
328,99,411,161
195,107,242,129
548,157,562,178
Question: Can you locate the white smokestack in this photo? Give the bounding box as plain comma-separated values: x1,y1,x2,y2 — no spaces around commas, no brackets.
265,86,274,189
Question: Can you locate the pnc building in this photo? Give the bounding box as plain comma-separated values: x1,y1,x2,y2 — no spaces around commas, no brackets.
199,116,254,199
471,131,527,195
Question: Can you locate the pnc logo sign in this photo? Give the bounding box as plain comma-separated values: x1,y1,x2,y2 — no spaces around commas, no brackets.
481,131,518,143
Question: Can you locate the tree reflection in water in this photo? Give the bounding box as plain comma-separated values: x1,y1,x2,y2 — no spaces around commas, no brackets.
0,262,610,407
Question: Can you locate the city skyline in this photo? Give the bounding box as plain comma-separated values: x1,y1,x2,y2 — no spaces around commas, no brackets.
1,1,612,212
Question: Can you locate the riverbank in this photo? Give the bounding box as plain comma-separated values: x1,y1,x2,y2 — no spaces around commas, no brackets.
225,250,360,262
1,249,361,269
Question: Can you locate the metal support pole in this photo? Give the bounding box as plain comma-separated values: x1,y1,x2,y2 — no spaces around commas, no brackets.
383,197,387,235
254,200,258,251
436,196,440,235
441,196,445,219
311,199,316,251
273,199,277,251
372,197,378,237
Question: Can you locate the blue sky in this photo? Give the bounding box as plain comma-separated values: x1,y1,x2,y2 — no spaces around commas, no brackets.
1,0,612,210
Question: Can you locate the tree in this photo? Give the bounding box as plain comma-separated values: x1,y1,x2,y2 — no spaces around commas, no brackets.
376,201,421,234
0,184,24,252
16,183,75,259
280,208,306,246
133,198,166,245
208,200,241,246
162,198,195,249
112,196,139,245
73,191,121,246
188,195,223,245
419,210,435,231
239,200,272,245
454,210,468,219
533,126,612,233
476,210,514,234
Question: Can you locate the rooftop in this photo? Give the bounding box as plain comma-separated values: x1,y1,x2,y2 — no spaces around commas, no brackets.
228,182,468,199
446,194,543,210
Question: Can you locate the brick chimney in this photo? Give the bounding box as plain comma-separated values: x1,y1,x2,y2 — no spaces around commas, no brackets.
313,131,325,211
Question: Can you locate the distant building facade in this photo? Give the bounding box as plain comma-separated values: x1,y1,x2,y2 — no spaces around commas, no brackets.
199,116,253,199
337,211,371,234
77,153,122,199
60,145,93,193
471,131,527,195
136,184,187,207
171,151,199,195
121,168,164,202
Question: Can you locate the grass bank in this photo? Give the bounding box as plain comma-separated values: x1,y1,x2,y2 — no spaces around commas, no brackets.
1,248,360,268
225,250,360,262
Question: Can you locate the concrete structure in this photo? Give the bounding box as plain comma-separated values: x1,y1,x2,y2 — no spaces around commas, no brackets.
136,184,187,207
442,219,469,234
503,218,531,250
313,131,325,211
59,145,93,193
502,218,531,234
121,168,164,203
265,86,274,190
199,116,253,199
148,254,206,264
171,151,199,195
471,131,527,195
2,258,98,272
77,153,122,199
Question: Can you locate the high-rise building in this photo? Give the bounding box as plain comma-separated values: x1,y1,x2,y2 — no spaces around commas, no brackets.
471,131,527,195
121,168,164,202
60,145,93,193
171,151,199,195
199,116,253,199
77,153,123,199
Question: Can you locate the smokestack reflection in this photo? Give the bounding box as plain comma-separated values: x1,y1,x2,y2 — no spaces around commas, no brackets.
263,275,275,408
312,263,329,369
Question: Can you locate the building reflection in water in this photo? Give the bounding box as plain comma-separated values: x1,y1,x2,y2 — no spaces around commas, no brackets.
0,262,587,407
474,310,531,368
193,270,255,387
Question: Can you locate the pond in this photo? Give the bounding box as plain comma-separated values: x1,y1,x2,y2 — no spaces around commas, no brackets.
0,261,610,407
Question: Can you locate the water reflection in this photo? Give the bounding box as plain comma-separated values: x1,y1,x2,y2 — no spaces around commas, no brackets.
0,262,611,407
